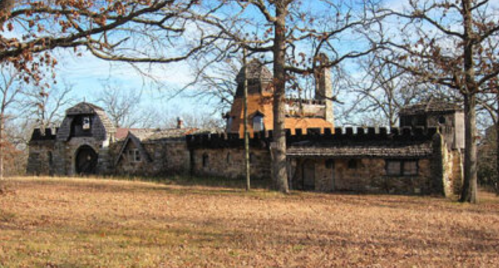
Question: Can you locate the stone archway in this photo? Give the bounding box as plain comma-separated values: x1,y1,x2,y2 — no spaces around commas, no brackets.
75,145,98,175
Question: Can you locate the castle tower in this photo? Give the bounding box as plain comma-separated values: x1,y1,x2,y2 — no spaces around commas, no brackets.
227,59,273,135
227,58,334,136
399,99,465,149
314,54,334,125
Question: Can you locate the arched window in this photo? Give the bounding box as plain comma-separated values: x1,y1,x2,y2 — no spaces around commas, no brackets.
253,112,264,132
226,117,233,131
202,153,209,168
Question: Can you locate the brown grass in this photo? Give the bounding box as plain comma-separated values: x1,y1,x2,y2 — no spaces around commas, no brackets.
1,176,498,267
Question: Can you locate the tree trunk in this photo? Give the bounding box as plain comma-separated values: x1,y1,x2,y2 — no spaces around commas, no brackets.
0,113,4,193
271,2,289,193
459,0,478,203
243,48,251,191
496,94,499,195
460,93,478,203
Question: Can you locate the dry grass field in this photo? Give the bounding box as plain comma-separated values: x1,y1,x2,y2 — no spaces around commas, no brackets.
0,176,498,267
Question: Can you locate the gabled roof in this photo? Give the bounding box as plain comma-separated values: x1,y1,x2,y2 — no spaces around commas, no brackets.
114,127,214,165
116,128,202,142
115,131,153,166
399,99,462,116
66,102,104,115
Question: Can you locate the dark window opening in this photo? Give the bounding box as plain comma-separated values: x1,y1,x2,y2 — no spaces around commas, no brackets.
202,153,209,168
438,116,446,125
249,153,255,164
226,153,232,164
325,159,334,169
348,159,358,169
386,161,401,176
48,151,53,166
70,115,93,137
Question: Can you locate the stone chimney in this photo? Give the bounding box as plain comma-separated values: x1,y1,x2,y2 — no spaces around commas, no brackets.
177,117,183,129
315,53,334,125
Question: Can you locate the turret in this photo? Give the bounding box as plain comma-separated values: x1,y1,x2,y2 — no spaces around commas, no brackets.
314,54,334,125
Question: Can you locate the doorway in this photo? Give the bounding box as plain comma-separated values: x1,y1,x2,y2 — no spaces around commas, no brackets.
75,145,98,175
302,160,315,191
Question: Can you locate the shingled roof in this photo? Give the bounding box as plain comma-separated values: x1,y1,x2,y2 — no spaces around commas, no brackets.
235,59,272,83
399,99,462,116
287,140,433,159
66,102,104,115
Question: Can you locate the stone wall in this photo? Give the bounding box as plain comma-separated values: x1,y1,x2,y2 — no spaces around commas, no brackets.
113,139,191,176
26,141,55,175
191,148,271,180
291,158,432,195
62,137,105,176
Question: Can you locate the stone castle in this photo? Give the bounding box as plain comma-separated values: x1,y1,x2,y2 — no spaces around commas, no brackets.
27,60,465,197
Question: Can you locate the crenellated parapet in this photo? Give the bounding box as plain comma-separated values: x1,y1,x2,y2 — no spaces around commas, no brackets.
29,128,58,144
187,126,442,149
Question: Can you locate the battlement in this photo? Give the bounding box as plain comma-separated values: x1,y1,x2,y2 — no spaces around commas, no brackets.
29,128,58,143
186,126,441,149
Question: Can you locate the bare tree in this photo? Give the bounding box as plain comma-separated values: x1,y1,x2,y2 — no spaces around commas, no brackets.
181,0,383,193
95,84,143,128
477,91,499,193
186,58,240,114
1,0,213,88
346,53,431,127
21,81,75,132
380,0,499,203
0,66,22,191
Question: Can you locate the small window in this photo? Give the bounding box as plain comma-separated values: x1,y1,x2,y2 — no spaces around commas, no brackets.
134,150,141,162
253,115,264,132
403,161,418,176
82,116,91,130
386,161,401,176
226,117,233,131
386,160,419,176
226,152,232,164
202,153,209,168
128,149,141,163
348,159,358,169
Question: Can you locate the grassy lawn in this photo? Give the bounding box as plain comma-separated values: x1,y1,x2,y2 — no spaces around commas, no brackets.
0,176,498,267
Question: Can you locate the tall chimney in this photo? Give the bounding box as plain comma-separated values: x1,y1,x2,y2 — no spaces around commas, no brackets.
177,117,183,129
315,53,334,125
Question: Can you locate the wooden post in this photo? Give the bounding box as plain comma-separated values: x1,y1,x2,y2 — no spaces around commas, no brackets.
243,47,251,191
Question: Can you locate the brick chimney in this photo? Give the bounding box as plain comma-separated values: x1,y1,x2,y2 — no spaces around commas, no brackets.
315,53,334,125
177,117,183,129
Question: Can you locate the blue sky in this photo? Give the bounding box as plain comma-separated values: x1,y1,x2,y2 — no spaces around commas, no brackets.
54,48,217,120
47,0,499,128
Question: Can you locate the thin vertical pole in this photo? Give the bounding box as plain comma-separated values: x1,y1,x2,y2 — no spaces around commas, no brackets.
243,47,251,191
